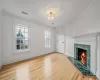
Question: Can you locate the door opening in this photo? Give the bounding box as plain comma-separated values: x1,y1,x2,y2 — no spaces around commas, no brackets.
57,34,65,53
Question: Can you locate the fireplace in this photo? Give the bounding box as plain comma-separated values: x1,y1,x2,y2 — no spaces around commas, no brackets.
77,48,86,64
74,44,90,69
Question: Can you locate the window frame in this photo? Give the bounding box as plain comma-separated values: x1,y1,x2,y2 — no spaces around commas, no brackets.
13,24,30,53
45,29,51,48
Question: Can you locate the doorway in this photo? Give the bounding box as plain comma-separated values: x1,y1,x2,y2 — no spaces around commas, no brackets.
56,34,65,53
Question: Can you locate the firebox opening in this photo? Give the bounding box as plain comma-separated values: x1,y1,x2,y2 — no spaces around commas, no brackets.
78,48,87,64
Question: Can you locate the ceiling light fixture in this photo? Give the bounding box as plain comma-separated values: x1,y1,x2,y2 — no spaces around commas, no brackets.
48,12,54,20
46,8,56,20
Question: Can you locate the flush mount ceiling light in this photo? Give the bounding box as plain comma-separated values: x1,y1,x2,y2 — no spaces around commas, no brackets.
45,8,56,20
48,12,54,20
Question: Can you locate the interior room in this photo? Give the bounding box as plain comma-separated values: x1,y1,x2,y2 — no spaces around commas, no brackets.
0,0,100,80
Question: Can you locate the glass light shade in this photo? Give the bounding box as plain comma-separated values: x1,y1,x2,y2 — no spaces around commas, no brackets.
48,16,54,20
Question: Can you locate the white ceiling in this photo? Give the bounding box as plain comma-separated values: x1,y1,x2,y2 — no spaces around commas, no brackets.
0,0,96,27
0,0,100,37
65,0,100,37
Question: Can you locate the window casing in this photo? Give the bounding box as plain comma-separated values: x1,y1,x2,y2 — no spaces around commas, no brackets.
14,24,29,52
45,30,51,48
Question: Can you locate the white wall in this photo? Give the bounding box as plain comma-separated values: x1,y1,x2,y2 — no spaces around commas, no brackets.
65,36,75,57
74,35,97,75
0,10,2,67
96,33,100,79
2,11,55,65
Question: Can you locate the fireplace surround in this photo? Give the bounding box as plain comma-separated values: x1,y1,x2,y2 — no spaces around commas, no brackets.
74,44,90,69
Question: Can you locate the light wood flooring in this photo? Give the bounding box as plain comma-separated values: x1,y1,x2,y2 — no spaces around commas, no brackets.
0,53,98,80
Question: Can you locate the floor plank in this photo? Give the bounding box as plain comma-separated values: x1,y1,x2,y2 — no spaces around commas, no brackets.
0,53,98,80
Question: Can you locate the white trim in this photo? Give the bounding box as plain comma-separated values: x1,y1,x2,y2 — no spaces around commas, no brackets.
13,20,30,53
45,29,51,48
0,66,2,69
13,49,30,54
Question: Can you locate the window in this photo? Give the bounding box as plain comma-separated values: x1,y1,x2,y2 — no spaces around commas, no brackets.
45,30,51,47
15,25,29,52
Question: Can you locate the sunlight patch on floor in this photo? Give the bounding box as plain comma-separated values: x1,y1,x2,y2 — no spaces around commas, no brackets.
44,57,52,78
16,64,30,80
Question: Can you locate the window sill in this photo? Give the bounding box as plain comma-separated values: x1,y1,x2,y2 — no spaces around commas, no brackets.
45,47,51,48
13,49,30,54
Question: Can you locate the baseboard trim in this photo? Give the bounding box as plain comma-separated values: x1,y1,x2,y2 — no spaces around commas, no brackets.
96,71,100,80
0,66,2,69
2,52,57,66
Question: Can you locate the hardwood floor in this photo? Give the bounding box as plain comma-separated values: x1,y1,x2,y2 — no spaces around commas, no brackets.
0,53,98,80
